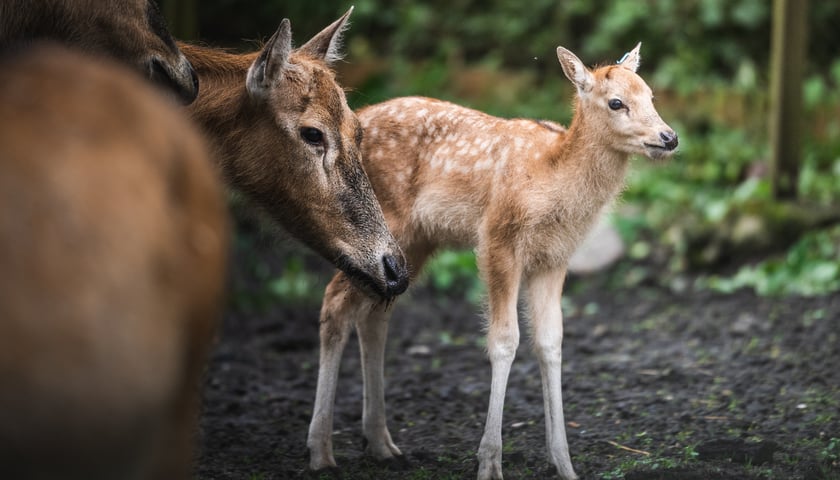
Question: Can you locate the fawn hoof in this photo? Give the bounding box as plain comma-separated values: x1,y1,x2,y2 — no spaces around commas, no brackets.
476,458,504,480
362,434,403,460
554,467,579,480
307,449,337,472
374,454,411,471
306,465,342,479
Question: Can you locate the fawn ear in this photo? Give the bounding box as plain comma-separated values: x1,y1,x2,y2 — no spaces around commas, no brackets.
298,6,353,65
617,42,642,73
557,46,594,93
246,18,292,96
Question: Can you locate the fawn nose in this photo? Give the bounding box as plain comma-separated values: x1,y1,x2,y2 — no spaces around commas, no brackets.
382,254,409,298
660,130,679,151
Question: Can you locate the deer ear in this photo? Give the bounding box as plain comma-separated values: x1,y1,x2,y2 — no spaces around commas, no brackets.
557,46,594,93
298,6,353,64
246,18,292,96
617,42,642,73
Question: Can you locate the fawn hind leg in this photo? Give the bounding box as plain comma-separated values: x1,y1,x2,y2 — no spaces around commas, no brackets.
307,272,375,470
356,305,401,460
357,245,432,460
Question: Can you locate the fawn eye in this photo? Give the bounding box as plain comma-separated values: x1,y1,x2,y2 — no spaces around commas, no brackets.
300,127,324,146
608,99,624,111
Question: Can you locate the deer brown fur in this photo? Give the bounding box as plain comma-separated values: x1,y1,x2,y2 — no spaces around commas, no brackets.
308,44,678,480
179,8,409,300
0,46,228,479
0,0,198,104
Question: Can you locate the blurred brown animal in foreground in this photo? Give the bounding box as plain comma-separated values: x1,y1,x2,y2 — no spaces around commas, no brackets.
0,46,228,480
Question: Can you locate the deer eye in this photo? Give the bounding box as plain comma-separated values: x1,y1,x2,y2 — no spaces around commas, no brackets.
608,99,624,111
300,127,324,146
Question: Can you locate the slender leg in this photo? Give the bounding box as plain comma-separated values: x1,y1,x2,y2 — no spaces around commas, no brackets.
476,249,522,480
356,305,401,459
307,273,373,470
356,246,430,460
525,268,577,480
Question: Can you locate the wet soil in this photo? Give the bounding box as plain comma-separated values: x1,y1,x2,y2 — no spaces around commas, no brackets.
197,229,840,480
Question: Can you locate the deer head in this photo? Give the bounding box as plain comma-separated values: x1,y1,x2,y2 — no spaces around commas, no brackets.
557,43,678,160
0,0,199,104
106,0,199,104
233,8,408,300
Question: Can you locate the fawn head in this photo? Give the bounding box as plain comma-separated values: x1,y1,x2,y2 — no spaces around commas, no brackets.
243,8,409,301
557,43,678,160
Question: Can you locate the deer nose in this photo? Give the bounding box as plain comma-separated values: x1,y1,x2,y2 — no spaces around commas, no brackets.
660,130,679,151
149,57,199,105
382,254,409,297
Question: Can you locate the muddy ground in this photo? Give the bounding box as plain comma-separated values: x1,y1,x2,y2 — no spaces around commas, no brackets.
197,225,840,480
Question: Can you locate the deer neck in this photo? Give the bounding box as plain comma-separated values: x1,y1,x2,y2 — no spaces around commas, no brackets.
552,101,631,206
180,44,259,175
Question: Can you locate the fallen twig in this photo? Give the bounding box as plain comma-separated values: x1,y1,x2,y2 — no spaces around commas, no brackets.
606,440,651,456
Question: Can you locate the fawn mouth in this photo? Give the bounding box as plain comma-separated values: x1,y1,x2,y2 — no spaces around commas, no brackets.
644,143,675,159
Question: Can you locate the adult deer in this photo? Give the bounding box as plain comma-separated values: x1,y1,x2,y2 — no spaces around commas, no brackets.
0,0,199,104
0,46,228,480
308,44,678,479
179,8,409,301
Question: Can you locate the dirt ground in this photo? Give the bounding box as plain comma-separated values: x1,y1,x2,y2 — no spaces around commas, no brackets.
196,226,840,480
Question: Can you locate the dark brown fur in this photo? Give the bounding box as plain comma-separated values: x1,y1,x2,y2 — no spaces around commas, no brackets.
0,0,198,103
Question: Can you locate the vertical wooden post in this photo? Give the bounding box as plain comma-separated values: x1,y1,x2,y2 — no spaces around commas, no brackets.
768,0,808,200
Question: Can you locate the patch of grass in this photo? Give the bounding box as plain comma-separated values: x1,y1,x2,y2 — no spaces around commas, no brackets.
601,451,683,479
801,386,840,425
821,437,840,463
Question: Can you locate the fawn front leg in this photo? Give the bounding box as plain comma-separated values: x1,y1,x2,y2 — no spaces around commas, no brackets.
476,250,522,480
308,273,371,470
526,268,577,480
356,305,402,460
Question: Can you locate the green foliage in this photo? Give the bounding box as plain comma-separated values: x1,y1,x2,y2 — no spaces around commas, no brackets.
621,114,840,296
231,245,325,312
195,1,840,300
422,250,484,304
347,0,777,81
266,257,323,304
821,438,840,463
706,225,840,296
